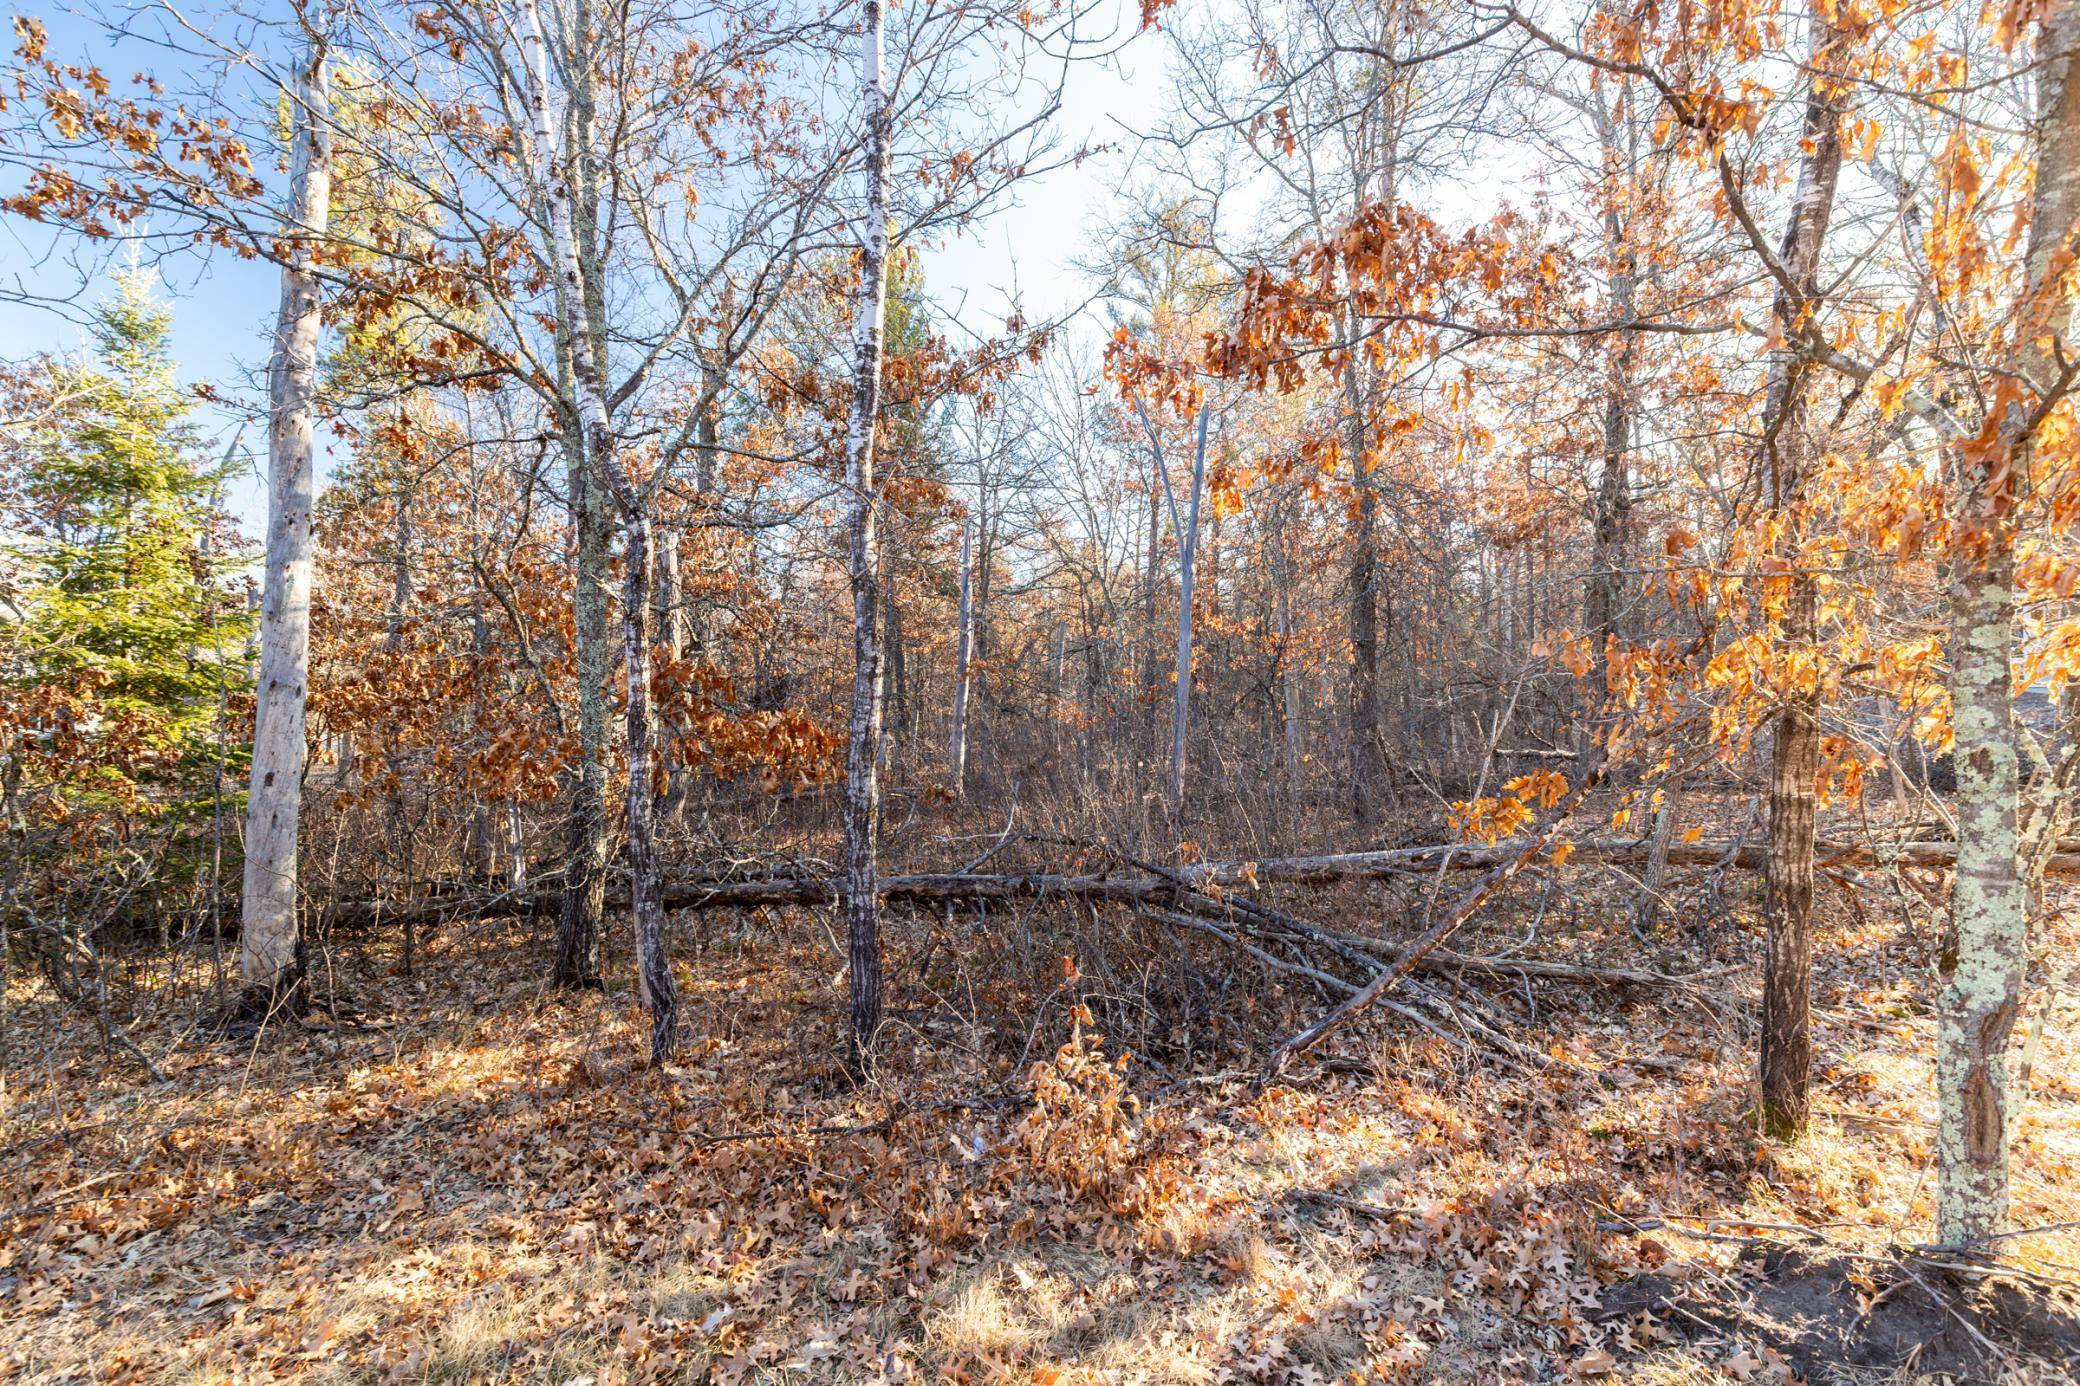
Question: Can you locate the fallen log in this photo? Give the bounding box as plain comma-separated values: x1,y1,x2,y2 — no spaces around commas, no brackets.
318,835,2078,931
652,835,2077,907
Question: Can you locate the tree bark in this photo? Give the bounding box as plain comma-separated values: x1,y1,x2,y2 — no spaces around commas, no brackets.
842,0,894,1075
1935,0,2080,1246
880,549,908,776
1756,0,1848,1138
1346,366,1384,827
655,525,691,829
555,434,609,989
1169,407,1211,820
238,21,331,1008
1275,508,1305,799
1141,437,1164,772
950,511,973,796
617,509,677,1063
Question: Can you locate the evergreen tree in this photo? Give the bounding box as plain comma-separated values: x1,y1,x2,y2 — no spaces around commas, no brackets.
4,270,250,762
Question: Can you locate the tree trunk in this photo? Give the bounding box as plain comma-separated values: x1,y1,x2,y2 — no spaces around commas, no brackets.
655,526,690,829
1756,0,1848,1138
517,0,678,1058
1936,0,2080,1246
1760,571,1820,1135
1346,366,1383,827
556,437,609,988
1170,407,1210,820
950,511,973,796
1581,80,1638,750
506,803,527,893
1276,511,1304,799
617,509,677,1063
842,0,893,1075
1581,321,1632,748
880,550,908,777
1048,615,1067,766
1141,444,1163,772
238,24,330,1008
470,601,496,883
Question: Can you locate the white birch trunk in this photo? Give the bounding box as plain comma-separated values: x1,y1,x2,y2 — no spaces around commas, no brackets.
515,0,679,1061
843,0,893,1072
239,26,331,1002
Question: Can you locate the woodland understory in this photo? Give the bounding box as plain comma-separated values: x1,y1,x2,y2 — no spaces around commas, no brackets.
6,786,2080,1384
11,0,2080,1377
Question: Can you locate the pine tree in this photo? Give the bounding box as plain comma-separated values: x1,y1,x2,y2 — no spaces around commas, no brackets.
7,270,250,765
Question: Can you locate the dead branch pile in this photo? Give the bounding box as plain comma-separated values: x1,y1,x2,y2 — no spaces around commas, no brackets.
318,824,2022,1075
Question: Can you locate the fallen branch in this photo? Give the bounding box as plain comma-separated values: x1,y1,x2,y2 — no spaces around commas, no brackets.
1257,744,1611,1086
320,833,2059,932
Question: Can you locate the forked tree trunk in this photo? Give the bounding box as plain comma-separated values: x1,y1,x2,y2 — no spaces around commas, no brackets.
616,509,677,1062
506,804,527,893
1756,0,1848,1138
842,0,894,1075
517,0,678,1059
1936,0,2080,1246
239,22,331,1008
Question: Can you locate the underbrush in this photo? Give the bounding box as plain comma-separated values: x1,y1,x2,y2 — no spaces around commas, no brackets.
3,873,2078,1383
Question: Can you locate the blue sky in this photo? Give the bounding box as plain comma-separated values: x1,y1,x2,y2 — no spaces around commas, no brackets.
2,0,1167,533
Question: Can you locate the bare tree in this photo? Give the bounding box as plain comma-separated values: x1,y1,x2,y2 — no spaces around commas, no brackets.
239,6,333,1009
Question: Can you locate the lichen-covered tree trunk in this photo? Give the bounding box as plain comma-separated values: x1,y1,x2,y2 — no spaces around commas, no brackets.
1940,548,2025,1245
239,23,331,1007
1936,0,2080,1245
1581,185,1634,757
842,0,893,1075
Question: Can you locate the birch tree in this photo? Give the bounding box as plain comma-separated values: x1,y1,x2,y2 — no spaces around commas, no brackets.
827,0,1090,1073
511,0,684,1061
239,9,333,1007
840,0,894,1074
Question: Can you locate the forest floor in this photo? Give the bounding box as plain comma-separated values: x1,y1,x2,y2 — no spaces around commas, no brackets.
5,848,2080,1383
